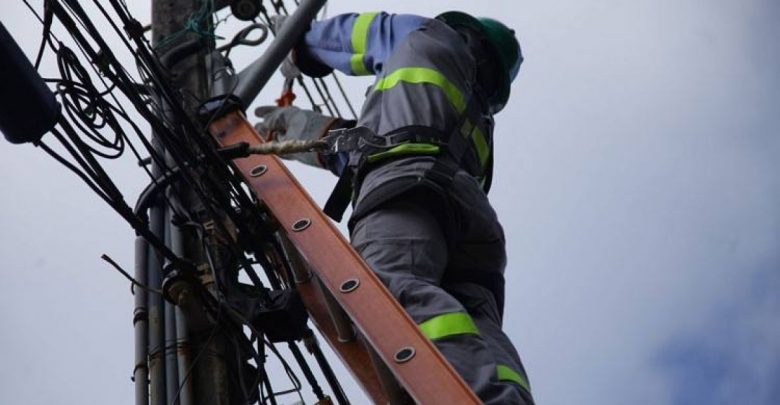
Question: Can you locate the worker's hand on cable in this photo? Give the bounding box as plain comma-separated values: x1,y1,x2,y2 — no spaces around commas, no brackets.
254,105,337,167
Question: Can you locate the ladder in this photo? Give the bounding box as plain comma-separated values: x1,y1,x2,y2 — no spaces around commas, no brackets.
209,110,481,404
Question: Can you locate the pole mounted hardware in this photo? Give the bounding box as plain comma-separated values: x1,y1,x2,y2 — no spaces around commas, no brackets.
230,0,263,21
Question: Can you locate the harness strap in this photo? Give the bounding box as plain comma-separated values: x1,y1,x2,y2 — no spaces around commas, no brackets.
322,125,446,155
425,120,473,190
322,87,491,222
424,83,490,190
323,164,354,221
322,125,449,221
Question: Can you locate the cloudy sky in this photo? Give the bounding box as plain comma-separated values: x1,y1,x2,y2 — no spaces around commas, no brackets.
1,1,778,404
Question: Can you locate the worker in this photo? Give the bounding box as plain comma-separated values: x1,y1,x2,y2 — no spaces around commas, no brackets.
255,11,532,405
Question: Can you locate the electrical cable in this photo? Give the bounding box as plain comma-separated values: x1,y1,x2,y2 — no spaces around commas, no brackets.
330,72,358,119
20,2,352,403
85,0,281,276
37,138,113,204
41,7,193,226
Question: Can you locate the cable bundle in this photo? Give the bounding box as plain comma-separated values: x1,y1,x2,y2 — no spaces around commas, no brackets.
15,0,355,404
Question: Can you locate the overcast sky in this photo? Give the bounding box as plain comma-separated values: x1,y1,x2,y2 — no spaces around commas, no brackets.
1,1,779,404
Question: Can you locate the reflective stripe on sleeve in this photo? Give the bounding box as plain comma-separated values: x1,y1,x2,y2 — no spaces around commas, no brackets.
497,364,531,393
350,12,378,75
418,312,479,340
366,143,440,163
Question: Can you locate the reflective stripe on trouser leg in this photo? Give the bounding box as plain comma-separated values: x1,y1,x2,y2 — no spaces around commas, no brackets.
350,188,531,404
419,312,479,340
448,281,534,404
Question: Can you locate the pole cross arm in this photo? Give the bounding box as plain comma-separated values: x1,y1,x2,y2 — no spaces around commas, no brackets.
208,111,481,404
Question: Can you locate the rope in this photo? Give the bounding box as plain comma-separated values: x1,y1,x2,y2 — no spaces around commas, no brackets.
246,139,327,155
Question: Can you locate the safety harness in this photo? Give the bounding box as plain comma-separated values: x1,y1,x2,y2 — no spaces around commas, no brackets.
321,83,494,222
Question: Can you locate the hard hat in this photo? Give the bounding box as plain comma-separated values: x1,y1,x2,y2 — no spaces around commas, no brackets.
437,11,523,113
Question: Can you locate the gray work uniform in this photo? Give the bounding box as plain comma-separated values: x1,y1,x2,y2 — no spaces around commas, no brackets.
299,12,533,404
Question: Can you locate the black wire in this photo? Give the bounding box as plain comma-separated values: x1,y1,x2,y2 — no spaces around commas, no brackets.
191,281,304,405
37,138,113,204
260,4,321,112
257,339,276,405
43,11,184,202
268,0,356,119
319,77,343,117
39,4,189,226
88,0,145,56
55,47,125,159
47,124,185,267
227,331,253,404
295,76,320,113
216,301,304,398
30,0,271,296
66,0,273,266
330,72,358,119
27,2,345,403
56,0,202,163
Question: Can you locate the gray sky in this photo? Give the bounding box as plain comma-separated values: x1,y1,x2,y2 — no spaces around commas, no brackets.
1,1,779,404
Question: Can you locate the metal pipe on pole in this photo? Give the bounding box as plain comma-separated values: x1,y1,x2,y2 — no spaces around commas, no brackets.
234,0,328,106
147,200,167,405
165,302,180,404
164,209,180,404
167,193,194,405
133,237,150,405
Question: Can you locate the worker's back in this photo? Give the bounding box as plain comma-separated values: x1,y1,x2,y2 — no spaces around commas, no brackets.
358,18,481,136
341,16,494,219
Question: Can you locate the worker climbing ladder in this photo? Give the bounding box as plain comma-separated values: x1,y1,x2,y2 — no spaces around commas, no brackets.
1,0,488,403
208,109,481,404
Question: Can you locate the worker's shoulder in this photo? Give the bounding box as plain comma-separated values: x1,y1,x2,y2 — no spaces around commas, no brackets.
392,17,474,72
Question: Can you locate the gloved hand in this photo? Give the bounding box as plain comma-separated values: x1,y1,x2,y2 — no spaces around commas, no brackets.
254,105,337,167
271,14,332,78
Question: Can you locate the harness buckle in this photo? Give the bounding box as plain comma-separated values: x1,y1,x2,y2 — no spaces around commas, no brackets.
322,126,385,154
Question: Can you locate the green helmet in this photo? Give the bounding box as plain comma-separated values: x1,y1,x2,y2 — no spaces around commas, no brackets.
437,11,523,113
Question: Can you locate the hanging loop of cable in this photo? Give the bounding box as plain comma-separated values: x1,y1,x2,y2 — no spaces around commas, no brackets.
218,22,269,56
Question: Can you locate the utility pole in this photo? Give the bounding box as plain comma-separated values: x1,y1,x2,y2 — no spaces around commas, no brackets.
149,1,231,404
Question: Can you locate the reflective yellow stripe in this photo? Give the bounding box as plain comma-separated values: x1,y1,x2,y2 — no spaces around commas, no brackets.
418,312,478,340
366,143,440,163
497,364,531,393
350,55,369,76
350,12,377,75
472,127,489,168
460,120,490,169
374,67,467,113
374,67,490,171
